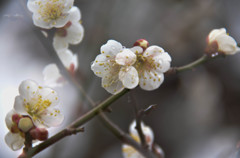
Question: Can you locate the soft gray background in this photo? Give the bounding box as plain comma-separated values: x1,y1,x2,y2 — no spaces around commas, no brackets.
1,0,240,158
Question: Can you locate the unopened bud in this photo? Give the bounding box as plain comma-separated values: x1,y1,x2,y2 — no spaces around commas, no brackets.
30,128,48,141
18,117,34,132
134,39,149,50
12,114,21,124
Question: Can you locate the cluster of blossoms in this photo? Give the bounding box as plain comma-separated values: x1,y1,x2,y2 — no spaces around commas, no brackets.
91,39,172,94
5,80,63,150
27,0,84,87
122,120,164,158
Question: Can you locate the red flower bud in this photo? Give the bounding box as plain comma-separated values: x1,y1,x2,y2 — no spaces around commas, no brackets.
133,39,149,50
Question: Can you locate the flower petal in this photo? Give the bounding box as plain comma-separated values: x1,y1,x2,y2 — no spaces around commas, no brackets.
130,46,143,55
14,96,28,115
38,87,59,107
122,144,145,158
53,35,69,51
119,66,139,89
154,52,172,73
100,40,123,57
68,6,81,22
41,108,64,127
43,64,65,87
5,110,16,130
91,54,111,77
139,71,164,91
208,28,226,43
19,80,38,102
116,49,136,66
5,132,24,151
144,45,165,58
216,34,238,55
57,49,76,69
102,75,124,94
66,22,84,45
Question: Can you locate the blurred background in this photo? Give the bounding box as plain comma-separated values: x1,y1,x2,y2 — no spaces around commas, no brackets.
1,0,240,157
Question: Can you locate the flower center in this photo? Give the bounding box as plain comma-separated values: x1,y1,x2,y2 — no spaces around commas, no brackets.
37,0,65,22
24,96,52,121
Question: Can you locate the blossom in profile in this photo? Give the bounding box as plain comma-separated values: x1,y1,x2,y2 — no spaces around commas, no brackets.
14,80,64,128
27,0,74,29
91,40,139,94
53,6,84,51
5,110,33,150
122,120,154,158
43,64,66,87
206,28,240,55
132,40,172,91
57,49,78,73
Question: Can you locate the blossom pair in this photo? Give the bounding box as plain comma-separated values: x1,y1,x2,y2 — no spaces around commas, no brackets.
91,39,172,94
5,80,63,150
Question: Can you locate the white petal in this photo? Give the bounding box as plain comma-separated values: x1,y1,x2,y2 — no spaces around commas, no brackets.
27,0,39,12
208,28,226,43
91,54,111,77
129,120,154,147
53,14,70,28
139,71,164,91
216,34,238,55
68,6,81,22
144,45,165,58
5,110,16,130
38,87,59,107
154,52,172,73
102,75,124,94
130,46,144,55
53,35,69,51
66,22,84,45
122,144,145,158
119,66,139,89
19,80,39,102
14,96,28,115
43,64,65,87
41,109,64,127
100,40,123,57
5,132,24,151
116,49,136,66
57,49,75,69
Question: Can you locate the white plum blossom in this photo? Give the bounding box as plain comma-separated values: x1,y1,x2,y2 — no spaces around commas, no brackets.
91,40,139,94
207,28,240,55
131,45,171,91
122,120,154,158
53,6,84,51
57,49,78,73
43,63,66,87
14,80,64,128
5,110,27,150
27,0,74,29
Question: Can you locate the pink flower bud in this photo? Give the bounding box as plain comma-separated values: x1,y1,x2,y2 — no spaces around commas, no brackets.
134,39,149,50
12,114,21,124
30,128,48,141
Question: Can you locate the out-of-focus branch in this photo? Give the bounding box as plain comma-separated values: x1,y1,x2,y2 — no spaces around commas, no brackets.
166,54,223,75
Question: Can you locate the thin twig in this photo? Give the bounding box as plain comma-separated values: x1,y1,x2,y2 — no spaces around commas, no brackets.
130,91,147,148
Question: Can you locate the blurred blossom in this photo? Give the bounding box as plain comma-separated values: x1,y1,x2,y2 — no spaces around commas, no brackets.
122,120,154,158
56,49,79,73
43,64,66,88
27,0,74,29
